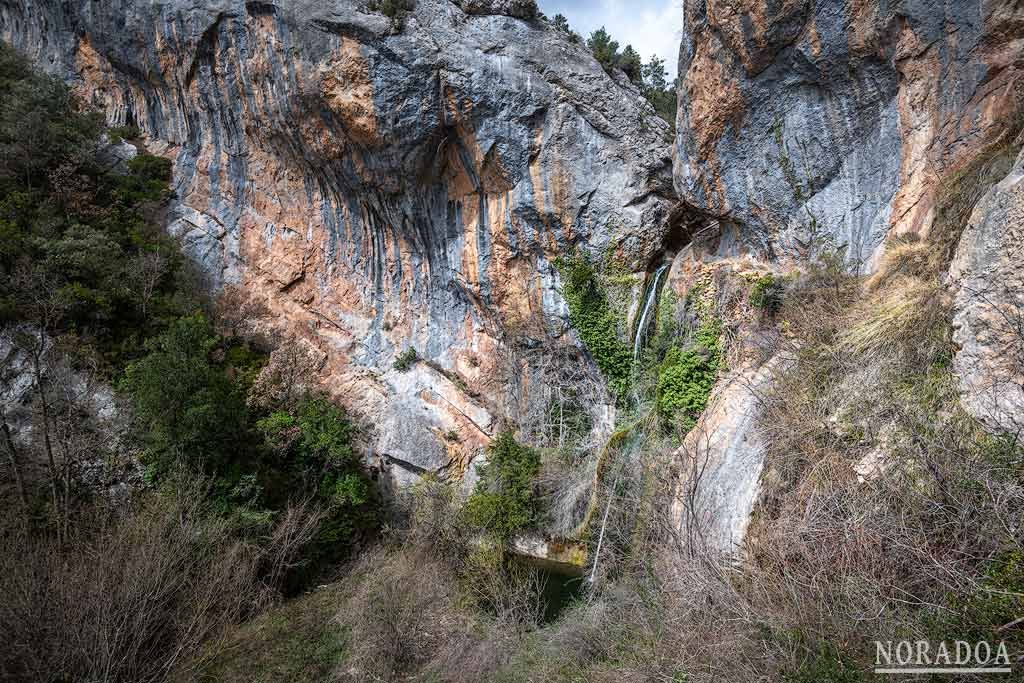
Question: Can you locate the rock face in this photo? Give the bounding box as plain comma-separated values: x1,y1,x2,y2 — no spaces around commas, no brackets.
950,140,1024,431
0,0,676,483
674,0,1024,270
670,355,779,553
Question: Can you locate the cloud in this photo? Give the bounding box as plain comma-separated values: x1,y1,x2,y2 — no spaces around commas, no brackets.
537,0,684,76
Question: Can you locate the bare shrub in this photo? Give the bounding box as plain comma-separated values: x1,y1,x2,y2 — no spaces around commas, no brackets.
214,285,271,340
0,475,322,682
344,546,461,681
247,335,326,411
330,478,555,680
711,241,1024,678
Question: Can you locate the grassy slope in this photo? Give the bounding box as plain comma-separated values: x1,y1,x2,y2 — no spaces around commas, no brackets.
192,585,349,683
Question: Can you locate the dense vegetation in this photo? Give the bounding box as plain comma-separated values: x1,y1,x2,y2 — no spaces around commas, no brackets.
0,42,377,680
464,431,543,539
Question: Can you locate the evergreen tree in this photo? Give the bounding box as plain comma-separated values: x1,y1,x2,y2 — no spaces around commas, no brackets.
620,45,643,84
642,55,668,92
641,55,678,125
587,27,620,73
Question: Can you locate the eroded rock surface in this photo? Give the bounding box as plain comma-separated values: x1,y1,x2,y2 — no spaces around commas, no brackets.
675,0,1024,269
671,355,780,553
950,141,1024,431
1,0,676,483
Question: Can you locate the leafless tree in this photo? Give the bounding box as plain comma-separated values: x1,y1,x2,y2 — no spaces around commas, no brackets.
0,473,323,682
214,284,271,340
9,265,67,532
124,251,168,321
674,425,717,558
0,408,27,513
247,334,325,411
0,342,29,513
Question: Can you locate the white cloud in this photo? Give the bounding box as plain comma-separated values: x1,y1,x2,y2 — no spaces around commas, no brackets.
537,0,684,77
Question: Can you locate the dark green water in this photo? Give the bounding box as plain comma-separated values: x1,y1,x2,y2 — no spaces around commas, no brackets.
539,568,586,622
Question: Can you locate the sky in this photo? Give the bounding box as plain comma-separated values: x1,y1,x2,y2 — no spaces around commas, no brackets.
537,0,684,77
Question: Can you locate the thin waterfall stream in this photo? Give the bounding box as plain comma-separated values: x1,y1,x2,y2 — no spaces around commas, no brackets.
591,264,670,584
632,263,669,361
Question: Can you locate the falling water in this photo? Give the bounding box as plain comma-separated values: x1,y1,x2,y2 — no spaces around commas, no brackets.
632,263,669,361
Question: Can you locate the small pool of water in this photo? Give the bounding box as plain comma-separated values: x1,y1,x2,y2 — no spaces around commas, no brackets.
538,567,587,622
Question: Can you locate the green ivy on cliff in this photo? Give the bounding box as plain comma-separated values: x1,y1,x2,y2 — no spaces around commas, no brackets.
555,252,634,400
655,318,721,430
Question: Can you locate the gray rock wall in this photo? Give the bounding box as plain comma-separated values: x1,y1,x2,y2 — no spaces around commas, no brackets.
0,0,677,483
674,0,1024,270
950,141,1024,431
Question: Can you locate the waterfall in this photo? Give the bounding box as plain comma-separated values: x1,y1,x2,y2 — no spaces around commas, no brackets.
632,263,669,361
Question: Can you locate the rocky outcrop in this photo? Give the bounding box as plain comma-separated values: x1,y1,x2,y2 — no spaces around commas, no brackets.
0,0,677,484
458,0,538,20
671,354,780,553
950,139,1024,431
675,0,1024,270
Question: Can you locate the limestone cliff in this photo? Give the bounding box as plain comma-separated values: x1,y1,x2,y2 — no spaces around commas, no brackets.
0,0,677,484
950,140,1024,430
674,0,1024,269
671,0,1024,554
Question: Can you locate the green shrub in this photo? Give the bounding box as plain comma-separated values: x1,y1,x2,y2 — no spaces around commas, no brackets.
122,313,249,474
464,431,542,539
258,397,364,500
393,346,419,371
115,153,173,204
107,124,140,142
258,396,377,580
556,253,633,400
750,274,784,315
656,319,720,430
0,42,103,190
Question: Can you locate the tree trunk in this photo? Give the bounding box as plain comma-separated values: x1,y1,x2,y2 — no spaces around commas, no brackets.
30,347,62,541
1,419,28,511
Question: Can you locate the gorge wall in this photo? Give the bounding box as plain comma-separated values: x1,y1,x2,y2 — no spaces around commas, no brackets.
0,0,677,485
3,0,1023,548
668,0,1024,551
674,0,1024,270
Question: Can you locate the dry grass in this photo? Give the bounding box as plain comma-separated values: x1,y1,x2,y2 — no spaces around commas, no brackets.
0,476,322,682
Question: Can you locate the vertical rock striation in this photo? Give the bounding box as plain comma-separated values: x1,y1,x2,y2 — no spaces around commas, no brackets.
674,0,1024,269
1,0,678,483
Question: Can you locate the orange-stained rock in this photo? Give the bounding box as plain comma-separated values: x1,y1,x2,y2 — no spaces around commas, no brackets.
1,0,677,486
675,0,1024,271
